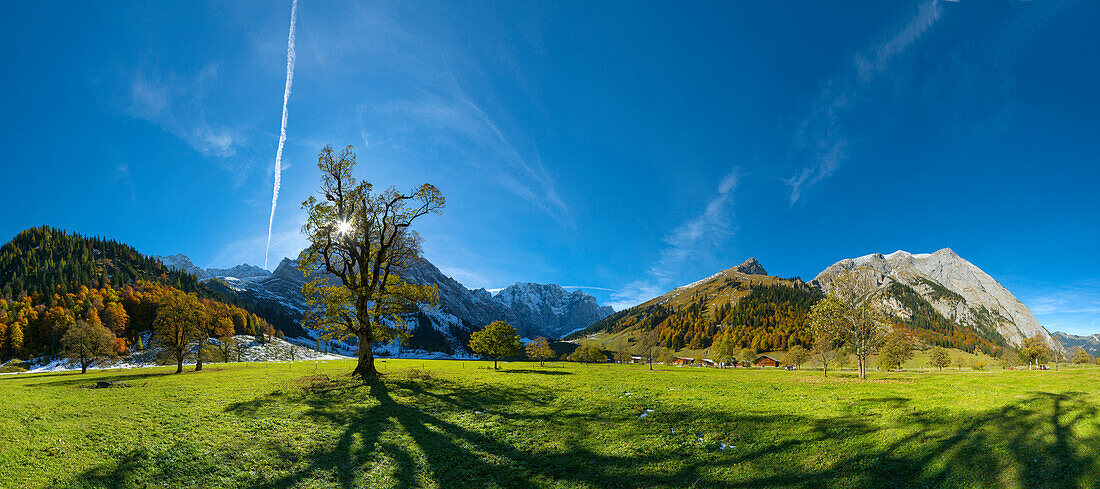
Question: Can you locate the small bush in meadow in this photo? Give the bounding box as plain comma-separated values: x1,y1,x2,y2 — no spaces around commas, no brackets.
402,367,434,381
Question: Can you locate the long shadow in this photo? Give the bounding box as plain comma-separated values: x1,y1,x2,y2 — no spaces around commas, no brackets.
61,377,1100,489
29,370,177,388
497,368,573,375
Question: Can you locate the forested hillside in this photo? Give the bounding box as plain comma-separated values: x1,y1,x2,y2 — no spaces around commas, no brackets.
0,226,201,299
572,258,1014,357
586,283,821,351
569,262,823,351
0,227,280,361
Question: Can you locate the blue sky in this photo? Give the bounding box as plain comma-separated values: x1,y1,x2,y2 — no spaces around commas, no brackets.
2,1,1099,335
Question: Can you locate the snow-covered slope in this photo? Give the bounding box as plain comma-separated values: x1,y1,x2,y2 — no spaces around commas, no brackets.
155,255,613,355
154,254,208,279
207,263,270,280
400,258,615,347
812,249,1054,348
14,335,348,374
495,283,614,339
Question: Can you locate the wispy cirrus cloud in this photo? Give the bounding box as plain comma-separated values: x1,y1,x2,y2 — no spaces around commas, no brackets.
609,170,740,310
127,65,241,158
376,79,573,227
299,2,573,227
786,1,943,205
1012,278,1100,336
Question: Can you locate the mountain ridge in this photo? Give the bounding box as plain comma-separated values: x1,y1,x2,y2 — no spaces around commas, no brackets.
1052,331,1100,357
155,254,614,354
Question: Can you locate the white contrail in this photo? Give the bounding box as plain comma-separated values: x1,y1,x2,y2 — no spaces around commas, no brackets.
265,0,298,270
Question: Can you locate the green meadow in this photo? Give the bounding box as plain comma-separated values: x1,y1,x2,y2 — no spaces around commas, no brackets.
2,360,1098,489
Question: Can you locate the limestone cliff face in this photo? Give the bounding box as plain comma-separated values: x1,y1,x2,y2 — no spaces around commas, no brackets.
494,283,615,339
812,249,1054,348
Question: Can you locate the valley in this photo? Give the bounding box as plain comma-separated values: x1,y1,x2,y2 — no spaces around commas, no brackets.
2,359,1098,488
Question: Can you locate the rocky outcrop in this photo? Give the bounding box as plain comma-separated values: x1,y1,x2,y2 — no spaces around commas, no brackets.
735,257,768,276
153,254,207,279
812,249,1054,348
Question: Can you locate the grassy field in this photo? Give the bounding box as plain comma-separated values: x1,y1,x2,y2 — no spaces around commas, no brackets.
2,360,1098,488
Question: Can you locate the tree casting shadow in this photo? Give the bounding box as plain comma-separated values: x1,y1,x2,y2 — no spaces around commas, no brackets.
60,378,1100,489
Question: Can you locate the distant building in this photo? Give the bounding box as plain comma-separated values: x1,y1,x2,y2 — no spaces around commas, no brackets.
630,355,644,364
753,355,781,367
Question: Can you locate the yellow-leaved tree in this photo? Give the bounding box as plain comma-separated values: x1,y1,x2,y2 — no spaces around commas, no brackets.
469,321,523,370
809,267,888,379
299,145,444,379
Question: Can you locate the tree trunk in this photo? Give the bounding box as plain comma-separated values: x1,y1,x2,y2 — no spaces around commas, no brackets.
195,340,204,372
493,358,499,370
352,331,379,379
81,361,88,375
823,365,828,378
176,357,184,374
858,355,866,379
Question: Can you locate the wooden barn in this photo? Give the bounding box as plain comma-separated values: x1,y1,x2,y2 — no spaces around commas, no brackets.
753,355,781,367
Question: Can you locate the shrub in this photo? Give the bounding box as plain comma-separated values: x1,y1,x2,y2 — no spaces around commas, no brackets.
0,360,28,373
973,360,988,371
402,368,434,381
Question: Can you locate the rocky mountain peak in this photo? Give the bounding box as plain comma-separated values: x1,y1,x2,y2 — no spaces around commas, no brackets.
154,254,207,279
272,258,308,283
813,249,1053,349
207,263,270,280
735,257,767,276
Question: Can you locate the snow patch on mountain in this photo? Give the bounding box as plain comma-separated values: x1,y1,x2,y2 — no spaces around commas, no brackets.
155,254,613,356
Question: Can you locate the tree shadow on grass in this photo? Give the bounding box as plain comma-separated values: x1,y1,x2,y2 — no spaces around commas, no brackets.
497,368,573,375
61,377,1100,489
28,370,182,388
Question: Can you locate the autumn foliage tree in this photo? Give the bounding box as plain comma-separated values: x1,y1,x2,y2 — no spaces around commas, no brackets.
525,336,554,366
712,334,738,368
61,319,117,374
469,321,523,369
195,300,235,371
786,344,809,369
1020,334,1051,370
929,347,951,371
810,268,888,379
568,343,606,365
877,332,914,370
639,328,664,370
154,290,204,374
299,145,444,379
810,334,841,377
1070,346,1090,365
